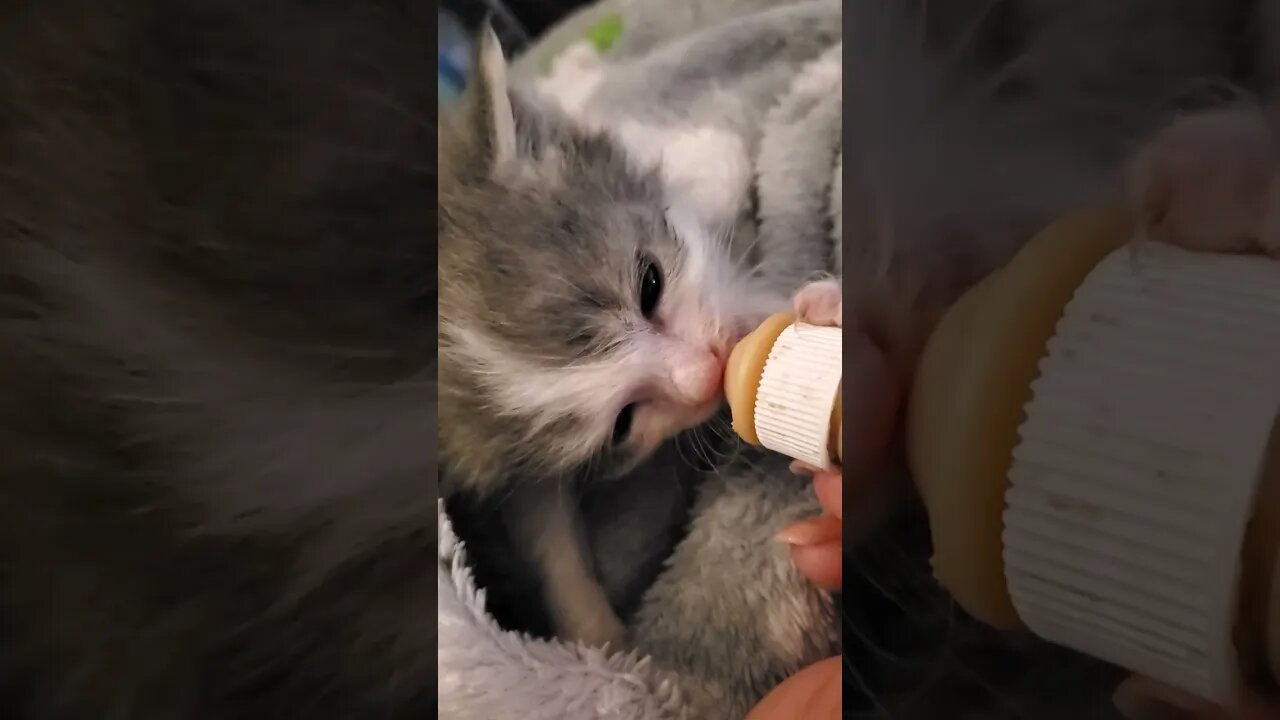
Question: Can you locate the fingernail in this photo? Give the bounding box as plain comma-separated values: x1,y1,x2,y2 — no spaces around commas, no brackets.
789,460,817,476
774,516,840,546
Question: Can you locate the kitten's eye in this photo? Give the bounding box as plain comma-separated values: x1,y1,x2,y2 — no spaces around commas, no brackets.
638,257,663,318
612,404,636,445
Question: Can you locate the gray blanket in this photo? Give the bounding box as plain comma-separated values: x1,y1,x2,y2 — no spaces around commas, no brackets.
529,0,843,288
438,2,844,719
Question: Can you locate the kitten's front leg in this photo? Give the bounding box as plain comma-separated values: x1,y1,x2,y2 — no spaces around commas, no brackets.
501,481,628,649
628,453,841,720
1129,103,1280,256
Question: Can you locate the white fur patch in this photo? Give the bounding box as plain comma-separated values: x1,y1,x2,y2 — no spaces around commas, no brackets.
444,322,635,452
534,56,751,228
791,49,842,98
615,121,752,226
664,204,788,326
534,41,607,120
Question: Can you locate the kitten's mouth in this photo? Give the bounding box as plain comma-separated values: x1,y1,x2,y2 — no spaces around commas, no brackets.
686,397,726,430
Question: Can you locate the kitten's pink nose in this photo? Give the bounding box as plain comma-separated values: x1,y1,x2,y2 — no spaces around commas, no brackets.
670,352,725,405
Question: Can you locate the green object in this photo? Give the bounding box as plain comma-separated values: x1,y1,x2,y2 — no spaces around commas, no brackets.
518,3,625,79
584,14,623,54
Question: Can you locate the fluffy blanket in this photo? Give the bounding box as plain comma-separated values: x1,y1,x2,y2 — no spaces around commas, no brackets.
438,500,685,720
438,455,842,720
439,2,844,719
526,0,844,288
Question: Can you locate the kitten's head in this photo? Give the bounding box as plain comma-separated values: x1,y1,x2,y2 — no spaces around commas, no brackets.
438,28,775,491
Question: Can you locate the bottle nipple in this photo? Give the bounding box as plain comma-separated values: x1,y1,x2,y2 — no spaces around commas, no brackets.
723,312,842,469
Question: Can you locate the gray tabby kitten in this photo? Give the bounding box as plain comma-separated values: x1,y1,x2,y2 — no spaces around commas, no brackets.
438,26,794,647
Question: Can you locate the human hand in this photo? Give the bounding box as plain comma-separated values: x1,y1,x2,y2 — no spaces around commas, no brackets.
776,466,843,590
744,655,842,720
773,279,848,589
769,277,896,587
1113,675,1280,720
747,276,916,719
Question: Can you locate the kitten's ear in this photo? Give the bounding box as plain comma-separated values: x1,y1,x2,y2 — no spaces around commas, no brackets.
470,23,518,169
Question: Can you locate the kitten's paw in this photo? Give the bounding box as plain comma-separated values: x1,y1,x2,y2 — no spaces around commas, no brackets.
793,280,841,327
1129,106,1278,253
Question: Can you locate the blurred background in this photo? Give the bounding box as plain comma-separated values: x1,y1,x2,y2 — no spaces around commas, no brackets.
439,0,601,103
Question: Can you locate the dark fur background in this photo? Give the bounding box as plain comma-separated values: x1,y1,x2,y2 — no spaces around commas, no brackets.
0,3,435,718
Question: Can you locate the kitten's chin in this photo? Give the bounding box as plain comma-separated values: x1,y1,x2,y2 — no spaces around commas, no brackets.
604,400,726,479
672,398,725,436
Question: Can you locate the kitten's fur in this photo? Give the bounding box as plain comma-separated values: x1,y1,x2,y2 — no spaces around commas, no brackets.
0,3,435,718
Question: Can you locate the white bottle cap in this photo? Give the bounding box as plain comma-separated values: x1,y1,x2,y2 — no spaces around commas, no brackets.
1003,243,1280,704
754,323,842,469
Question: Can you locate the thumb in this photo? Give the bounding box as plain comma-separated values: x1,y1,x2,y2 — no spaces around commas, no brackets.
745,656,841,720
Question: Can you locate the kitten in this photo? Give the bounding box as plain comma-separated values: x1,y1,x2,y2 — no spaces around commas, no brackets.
437,27,788,647
0,3,435,718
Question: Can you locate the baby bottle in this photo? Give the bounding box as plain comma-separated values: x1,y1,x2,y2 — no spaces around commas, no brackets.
908,204,1280,707
723,312,844,470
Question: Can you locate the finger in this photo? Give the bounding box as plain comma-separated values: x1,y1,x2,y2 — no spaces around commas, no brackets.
776,514,842,590
789,541,842,590
745,655,842,720
790,460,823,477
813,470,842,520
775,514,841,546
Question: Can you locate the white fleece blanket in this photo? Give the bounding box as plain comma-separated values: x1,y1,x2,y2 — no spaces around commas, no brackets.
437,501,683,720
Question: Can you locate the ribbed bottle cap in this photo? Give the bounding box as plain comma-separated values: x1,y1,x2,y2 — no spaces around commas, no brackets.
1003,242,1280,705
754,323,842,469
